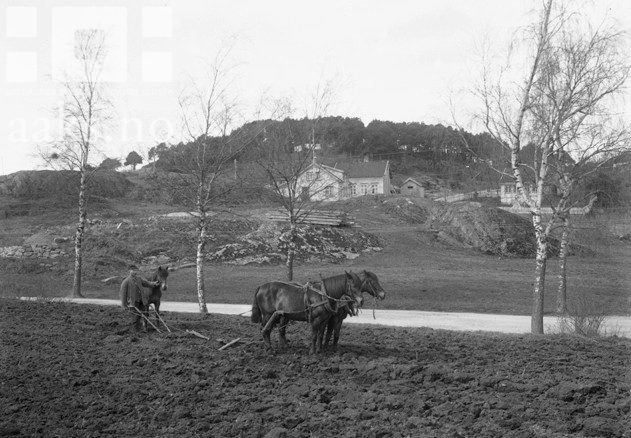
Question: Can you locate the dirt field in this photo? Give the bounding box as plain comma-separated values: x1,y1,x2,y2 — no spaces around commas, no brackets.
1,299,630,438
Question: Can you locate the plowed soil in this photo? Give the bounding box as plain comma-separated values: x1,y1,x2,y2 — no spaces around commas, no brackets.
1,299,630,438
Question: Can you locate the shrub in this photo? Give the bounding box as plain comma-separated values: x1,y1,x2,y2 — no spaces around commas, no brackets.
553,295,610,337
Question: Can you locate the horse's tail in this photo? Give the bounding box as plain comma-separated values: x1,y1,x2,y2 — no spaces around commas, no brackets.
251,288,262,323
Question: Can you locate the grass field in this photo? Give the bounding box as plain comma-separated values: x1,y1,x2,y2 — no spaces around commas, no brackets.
1,196,630,317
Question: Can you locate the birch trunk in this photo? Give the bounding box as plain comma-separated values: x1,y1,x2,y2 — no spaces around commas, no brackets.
196,209,208,314
286,221,296,281
531,213,547,334
556,215,570,314
72,168,87,298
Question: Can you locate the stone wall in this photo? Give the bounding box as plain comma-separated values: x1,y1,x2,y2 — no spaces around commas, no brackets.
0,245,68,259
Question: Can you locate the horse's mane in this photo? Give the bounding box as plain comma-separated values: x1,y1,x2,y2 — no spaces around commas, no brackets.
363,270,379,282
320,273,351,298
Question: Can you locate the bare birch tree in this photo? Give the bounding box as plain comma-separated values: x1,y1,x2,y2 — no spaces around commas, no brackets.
550,127,629,312
256,120,321,281
256,80,338,281
44,30,112,298
169,51,252,314
529,6,629,315
472,0,629,333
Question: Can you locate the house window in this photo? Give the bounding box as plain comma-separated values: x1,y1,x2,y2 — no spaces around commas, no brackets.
407,186,413,190
306,172,315,181
370,183,378,194
301,186,310,201
351,184,357,196
361,184,368,195
325,185,334,197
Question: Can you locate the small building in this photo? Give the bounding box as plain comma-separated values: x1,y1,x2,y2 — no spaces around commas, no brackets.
400,177,425,198
336,160,391,197
500,182,556,205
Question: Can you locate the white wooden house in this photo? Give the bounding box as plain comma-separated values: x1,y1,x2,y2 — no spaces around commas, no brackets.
500,182,556,205
290,159,391,202
291,162,350,202
337,160,391,198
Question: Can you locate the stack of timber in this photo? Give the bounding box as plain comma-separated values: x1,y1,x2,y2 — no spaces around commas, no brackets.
264,210,356,227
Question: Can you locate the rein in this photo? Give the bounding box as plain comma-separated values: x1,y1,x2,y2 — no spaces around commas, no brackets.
276,280,352,307
270,279,357,322
303,282,333,322
363,277,377,297
359,276,380,320
304,280,355,321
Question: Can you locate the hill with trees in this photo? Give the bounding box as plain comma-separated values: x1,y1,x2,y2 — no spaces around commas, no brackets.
147,116,508,189
144,116,630,205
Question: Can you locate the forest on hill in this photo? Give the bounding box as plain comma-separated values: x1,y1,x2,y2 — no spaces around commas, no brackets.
148,117,506,186
1,116,628,210
145,116,630,207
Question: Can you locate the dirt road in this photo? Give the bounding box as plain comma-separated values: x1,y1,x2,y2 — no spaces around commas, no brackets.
28,297,631,337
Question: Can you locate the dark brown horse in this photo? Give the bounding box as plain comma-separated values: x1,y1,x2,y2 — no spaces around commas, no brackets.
251,271,363,354
119,266,169,332
324,270,386,349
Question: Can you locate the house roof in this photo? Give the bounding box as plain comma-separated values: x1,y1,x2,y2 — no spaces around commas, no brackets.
310,162,345,182
402,177,422,187
330,160,389,178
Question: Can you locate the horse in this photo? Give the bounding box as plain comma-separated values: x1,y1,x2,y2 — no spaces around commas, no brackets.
251,271,364,354
119,266,169,332
323,270,386,349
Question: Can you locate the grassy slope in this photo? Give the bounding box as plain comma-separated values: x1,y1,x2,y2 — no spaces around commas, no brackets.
1,194,630,316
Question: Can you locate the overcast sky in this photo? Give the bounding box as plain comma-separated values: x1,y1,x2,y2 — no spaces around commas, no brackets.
1,0,629,175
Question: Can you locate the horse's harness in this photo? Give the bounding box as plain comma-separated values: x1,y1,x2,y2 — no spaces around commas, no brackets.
129,270,163,290
279,280,357,322
361,276,379,298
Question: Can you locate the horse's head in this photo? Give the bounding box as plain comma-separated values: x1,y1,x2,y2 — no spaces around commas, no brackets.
344,271,364,308
155,265,169,292
361,270,386,300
